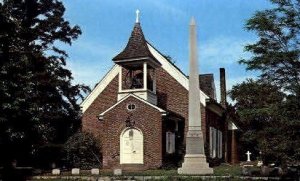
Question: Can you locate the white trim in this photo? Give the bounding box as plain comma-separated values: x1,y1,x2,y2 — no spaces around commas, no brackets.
209,127,213,157
143,62,147,91
166,131,175,154
80,65,119,113
147,43,208,106
80,43,210,113
206,101,224,116
114,57,148,62
99,93,166,119
218,130,223,158
228,121,238,130
212,127,217,158
118,66,122,92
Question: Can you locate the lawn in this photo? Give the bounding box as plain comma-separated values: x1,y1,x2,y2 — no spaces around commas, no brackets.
213,164,242,176
30,164,247,180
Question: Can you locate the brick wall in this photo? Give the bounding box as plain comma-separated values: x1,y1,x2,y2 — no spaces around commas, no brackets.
101,96,163,170
82,75,119,150
156,67,207,141
82,66,225,169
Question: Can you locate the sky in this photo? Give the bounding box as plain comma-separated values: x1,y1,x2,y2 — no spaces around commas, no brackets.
61,0,273,102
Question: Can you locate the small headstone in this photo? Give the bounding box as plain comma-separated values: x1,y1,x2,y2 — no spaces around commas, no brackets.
91,168,99,175
71,168,80,175
246,151,252,162
257,161,263,167
113,168,122,175
52,168,60,175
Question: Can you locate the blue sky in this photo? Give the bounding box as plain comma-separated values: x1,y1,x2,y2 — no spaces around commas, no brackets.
61,0,272,101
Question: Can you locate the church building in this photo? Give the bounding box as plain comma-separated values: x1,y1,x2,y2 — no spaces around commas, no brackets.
81,14,239,170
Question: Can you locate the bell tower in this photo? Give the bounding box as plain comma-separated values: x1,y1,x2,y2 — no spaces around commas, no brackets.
112,10,161,105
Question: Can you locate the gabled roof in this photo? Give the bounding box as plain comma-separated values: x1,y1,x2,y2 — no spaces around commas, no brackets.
112,23,158,65
98,93,166,119
199,74,216,100
186,74,217,100
80,42,210,113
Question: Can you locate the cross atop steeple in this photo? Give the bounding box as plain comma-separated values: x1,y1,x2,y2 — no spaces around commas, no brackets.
136,9,140,23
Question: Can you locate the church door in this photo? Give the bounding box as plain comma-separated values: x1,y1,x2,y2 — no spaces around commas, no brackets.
120,128,143,164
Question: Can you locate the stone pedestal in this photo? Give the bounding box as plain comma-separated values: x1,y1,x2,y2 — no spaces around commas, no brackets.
178,132,213,175
178,154,213,174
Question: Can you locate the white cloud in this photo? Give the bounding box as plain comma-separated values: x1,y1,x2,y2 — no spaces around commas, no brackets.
65,40,117,87
71,40,116,58
67,59,114,88
200,36,253,66
144,0,187,18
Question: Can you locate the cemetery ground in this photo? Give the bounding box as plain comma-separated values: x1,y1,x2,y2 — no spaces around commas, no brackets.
5,162,297,181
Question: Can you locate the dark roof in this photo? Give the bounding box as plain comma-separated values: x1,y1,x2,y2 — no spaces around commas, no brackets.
199,74,216,100
112,23,157,62
186,74,216,100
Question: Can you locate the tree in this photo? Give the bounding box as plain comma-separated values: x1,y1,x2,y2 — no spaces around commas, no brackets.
0,0,89,166
229,79,286,164
232,0,300,166
240,0,300,94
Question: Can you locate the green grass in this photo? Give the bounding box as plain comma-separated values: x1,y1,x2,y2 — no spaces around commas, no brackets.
213,164,242,176
31,164,248,180
123,169,178,176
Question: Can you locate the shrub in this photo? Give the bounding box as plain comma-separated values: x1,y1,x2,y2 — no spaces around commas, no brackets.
63,132,101,169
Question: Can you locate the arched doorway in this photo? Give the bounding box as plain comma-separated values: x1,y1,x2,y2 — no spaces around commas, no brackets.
120,128,143,164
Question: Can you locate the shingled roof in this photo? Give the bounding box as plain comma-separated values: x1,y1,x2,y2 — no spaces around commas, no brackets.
186,74,216,100
199,74,216,100
112,23,158,64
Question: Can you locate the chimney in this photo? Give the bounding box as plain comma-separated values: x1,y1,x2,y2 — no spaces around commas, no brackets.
220,68,226,107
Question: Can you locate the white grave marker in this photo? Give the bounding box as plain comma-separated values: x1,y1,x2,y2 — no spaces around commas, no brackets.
71,168,80,175
114,168,122,175
91,168,99,175
52,168,60,175
246,151,252,162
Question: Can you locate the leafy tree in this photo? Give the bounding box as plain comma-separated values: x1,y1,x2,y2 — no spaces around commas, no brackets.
0,0,89,166
229,79,286,163
63,132,101,169
232,0,300,166
240,0,300,94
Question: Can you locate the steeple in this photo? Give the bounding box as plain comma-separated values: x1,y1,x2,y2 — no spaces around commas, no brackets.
114,10,160,105
112,10,160,67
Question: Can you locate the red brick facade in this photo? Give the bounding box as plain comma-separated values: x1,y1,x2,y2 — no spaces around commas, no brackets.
82,76,118,144
82,66,228,169
101,96,163,169
81,21,238,170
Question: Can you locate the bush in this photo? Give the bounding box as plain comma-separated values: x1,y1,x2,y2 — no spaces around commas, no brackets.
63,132,101,169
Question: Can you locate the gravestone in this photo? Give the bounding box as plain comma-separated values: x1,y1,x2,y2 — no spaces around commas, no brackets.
71,168,80,175
114,168,122,175
91,168,99,175
52,169,60,175
257,161,263,167
246,151,252,162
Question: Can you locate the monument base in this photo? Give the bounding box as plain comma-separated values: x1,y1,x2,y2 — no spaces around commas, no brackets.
178,154,213,175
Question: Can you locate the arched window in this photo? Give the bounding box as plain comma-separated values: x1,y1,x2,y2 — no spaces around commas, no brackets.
120,128,143,164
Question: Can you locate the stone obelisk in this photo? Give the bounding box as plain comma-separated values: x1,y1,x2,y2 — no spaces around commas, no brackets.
178,17,213,175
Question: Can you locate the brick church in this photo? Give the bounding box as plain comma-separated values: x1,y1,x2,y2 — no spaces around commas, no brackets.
81,16,239,170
